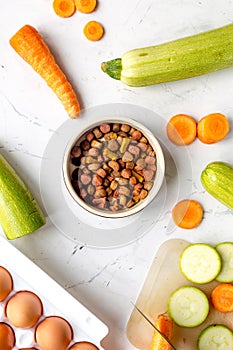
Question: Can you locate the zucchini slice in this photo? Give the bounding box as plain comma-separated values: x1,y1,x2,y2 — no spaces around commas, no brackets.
168,286,209,327
179,243,221,284
198,325,233,350
215,242,233,282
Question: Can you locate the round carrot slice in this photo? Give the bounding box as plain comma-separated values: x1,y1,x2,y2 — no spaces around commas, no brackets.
197,113,229,144
75,0,97,13
83,21,104,41
172,199,203,229
53,0,76,18
166,114,197,145
211,283,233,313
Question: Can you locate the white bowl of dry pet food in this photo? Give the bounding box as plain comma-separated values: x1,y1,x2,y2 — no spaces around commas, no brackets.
62,116,165,218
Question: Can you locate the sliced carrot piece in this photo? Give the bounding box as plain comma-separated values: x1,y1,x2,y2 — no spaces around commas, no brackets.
75,0,97,13
166,114,197,145
9,25,80,118
197,113,230,144
83,21,104,41
150,314,173,350
211,283,233,313
172,199,203,229
53,0,76,18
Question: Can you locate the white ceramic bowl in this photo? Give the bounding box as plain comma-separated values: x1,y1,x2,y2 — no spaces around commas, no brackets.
62,116,165,218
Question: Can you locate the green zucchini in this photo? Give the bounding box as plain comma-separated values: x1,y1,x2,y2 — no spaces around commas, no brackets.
101,24,233,87
201,161,233,210
0,153,45,239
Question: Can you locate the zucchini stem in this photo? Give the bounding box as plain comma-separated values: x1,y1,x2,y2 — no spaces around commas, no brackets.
101,58,122,80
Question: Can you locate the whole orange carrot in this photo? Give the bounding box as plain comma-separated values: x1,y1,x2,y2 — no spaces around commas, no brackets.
9,24,80,118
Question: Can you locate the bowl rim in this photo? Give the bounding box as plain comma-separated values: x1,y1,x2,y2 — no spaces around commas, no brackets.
62,116,165,218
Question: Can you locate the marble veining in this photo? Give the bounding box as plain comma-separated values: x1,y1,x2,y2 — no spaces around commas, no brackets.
1,1,233,349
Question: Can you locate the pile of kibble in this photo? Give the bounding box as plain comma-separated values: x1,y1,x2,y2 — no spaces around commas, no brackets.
69,122,157,212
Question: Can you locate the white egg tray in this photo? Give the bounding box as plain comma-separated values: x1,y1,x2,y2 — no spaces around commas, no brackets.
0,235,108,349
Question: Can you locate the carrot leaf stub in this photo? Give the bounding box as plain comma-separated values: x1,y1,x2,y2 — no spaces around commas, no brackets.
9,24,80,118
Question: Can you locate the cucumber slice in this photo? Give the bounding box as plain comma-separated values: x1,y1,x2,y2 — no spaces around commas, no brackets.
179,243,221,284
198,325,233,350
168,286,209,327
215,242,233,282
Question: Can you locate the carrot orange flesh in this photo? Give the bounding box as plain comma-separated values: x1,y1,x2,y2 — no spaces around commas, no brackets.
197,113,229,144
150,314,173,350
83,21,104,41
9,25,80,118
166,114,197,145
53,0,76,18
75,0,97,13
211,283,233,313
172,199,203,229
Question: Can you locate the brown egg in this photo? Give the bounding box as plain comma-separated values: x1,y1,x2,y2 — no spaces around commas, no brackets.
35,316,73,350
69,341,100,350
6,290,43,328
19,348,38,350
0,322,15,350
0,266,13,301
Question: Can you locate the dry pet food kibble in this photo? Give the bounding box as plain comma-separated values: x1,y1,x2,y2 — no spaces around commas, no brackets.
69,122,157,213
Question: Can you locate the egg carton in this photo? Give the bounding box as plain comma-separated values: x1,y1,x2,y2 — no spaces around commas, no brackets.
0,235,108,349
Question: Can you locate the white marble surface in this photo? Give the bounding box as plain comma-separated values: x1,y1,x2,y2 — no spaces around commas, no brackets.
1,1,233,349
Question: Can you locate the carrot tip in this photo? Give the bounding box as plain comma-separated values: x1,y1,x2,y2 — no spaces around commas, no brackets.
70,111,80,119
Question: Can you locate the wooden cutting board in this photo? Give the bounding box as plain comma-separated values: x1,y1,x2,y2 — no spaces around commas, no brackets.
126,238,233,350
